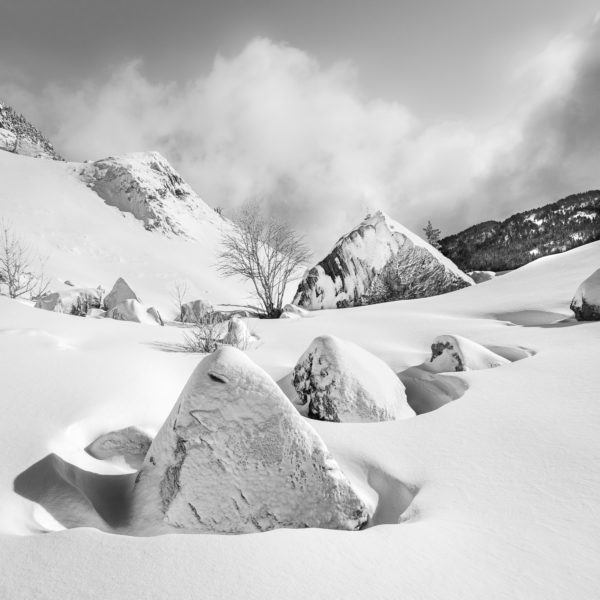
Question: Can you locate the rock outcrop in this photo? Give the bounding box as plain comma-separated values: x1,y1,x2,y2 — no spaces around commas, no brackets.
35,287,103,316
104,278,140,311
0,102,61,160
468,270,496,284
292,335,414,422
132,347,368,533
293,211,473,309
77,152,227,239
106,299,164,325
428,335,509,372
570,268,600,321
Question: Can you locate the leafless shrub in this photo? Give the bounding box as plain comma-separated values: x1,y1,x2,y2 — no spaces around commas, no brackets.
181,311,226,353
0,220,50,299
217,201,311,318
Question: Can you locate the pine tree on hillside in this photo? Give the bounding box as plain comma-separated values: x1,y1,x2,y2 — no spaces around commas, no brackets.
423,220,442,250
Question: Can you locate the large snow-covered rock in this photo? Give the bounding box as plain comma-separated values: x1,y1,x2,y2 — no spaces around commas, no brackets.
103,277,140,311
292,335,414,422
570,268,600,321
132,347,368,533
293,211,473,309
35,287,103,316
429,334,510,372
77,152,227,239
222,317,250,349
179,299,214,323
106,299,164,326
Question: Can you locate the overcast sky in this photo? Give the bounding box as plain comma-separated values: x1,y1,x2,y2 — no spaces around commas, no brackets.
1,0,600,253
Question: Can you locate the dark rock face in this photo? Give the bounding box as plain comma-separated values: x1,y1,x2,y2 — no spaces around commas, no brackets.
0,103,62,160
293,211,473,310
570,269,600,321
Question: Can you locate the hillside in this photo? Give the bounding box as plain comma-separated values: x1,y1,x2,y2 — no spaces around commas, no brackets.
440,191,600,271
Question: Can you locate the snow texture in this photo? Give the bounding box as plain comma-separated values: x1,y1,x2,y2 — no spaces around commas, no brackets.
429,334,510,372
570,267,600,320
133,347,369,533
103,277,140,311
292,335,414,422
293,211,473,309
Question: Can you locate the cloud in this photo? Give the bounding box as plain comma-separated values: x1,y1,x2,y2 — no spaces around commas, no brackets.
1,30,598,254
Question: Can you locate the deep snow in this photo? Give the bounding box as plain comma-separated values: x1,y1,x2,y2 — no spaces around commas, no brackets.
0,239,599,599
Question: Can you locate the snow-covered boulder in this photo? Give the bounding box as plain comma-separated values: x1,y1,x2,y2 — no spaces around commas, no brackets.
222,317,250,349
77,152,227,239
570,268,600,321
293,211,473,309
293,335,414,422
106,299,164,326
468,270,496,284
132,347,368,533
180,299,214,323
104,277,140,311
429,334,510,372
35,287,103,316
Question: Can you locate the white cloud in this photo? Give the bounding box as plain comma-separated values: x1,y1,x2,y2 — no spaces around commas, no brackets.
1,29,597,254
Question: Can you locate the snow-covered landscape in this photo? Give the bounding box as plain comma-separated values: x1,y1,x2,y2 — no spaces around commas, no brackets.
1,4,600,599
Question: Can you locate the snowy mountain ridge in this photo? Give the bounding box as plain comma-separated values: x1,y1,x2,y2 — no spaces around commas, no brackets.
76,152,229,240
0,102,61,160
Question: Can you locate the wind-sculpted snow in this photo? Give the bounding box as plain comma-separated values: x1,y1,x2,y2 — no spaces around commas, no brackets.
78,152,228,239
106,299,164,325
292,335,414,422
132,347,368,533
570,268,600,321
293,211,473,309
429,334,510,372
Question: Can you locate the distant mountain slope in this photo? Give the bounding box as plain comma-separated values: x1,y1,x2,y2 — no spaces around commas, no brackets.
440,191,600,271
293,211,472,309
76,152,226,239
0,102,61,160
0,151,248,313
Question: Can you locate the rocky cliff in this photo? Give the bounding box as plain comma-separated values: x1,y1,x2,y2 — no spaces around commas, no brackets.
293,211,473,309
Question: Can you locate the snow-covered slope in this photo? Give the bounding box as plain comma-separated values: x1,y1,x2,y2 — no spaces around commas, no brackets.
1,241,599,599
294,211,472,309
0,151,248,314
77,152,225,239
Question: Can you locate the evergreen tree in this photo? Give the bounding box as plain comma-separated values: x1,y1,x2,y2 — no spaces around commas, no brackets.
423,220,442,250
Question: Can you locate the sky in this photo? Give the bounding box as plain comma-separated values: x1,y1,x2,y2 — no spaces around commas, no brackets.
1,0,600,254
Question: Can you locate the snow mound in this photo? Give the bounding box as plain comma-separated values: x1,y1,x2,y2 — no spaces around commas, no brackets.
280,304,312,318
104,277,140,311
222,317,250,349
429,334,510,372
77,152,228,239
179,299,214,323
468,270,496,283
85,427,152,470
105,299,163,326
132,347,369,533
35,287,103,316
570,267,600,320
293,211,473,309
292,335,414,422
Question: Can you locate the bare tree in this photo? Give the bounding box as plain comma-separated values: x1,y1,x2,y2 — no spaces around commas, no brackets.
217,202,311,318
0,220,49,299
171,280,189,320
